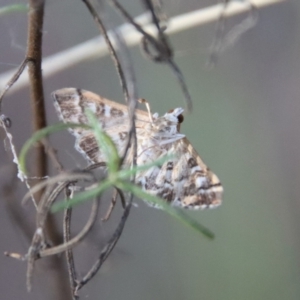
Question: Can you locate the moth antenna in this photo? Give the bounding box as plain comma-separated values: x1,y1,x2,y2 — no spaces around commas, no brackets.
138,98,153,123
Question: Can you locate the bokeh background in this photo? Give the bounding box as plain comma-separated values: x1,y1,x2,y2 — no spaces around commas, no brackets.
0,0,300,299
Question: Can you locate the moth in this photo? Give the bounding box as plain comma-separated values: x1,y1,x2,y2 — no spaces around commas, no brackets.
52,88,223,209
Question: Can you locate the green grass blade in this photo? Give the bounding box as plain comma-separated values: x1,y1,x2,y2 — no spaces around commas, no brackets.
19,122,90,174
118,182,215,239
51,179,112,213
117,155,174,180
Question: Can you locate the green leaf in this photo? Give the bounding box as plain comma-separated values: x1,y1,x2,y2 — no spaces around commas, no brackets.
117,155,174,180
118,181,215,239
19,122,91,174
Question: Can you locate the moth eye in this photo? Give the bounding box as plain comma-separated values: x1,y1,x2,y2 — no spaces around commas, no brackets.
168,109,184,124
177,114,184,124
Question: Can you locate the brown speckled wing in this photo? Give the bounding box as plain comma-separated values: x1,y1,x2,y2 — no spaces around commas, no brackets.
53,88,223,209
52,87,148,163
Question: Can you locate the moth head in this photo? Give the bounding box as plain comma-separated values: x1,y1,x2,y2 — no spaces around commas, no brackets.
149,107,185,136
167,108,184,131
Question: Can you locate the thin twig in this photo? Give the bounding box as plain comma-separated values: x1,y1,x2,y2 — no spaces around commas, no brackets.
39,197,100,257
102,187,126,221
0,0,284,95
26,227,45,291
26,179,99,290
109,0,170,59
0,58,32,111
109,0,192,110
0,115,38,208
22,171,94,205
81,0,129,103
74,192,132,294
26,181,62,291
142,0,166,32
63,186,78,300
102,188,118,221
81,0,138,179
112,24,139,166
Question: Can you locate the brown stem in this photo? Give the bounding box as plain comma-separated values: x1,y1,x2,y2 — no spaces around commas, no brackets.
75,192,131,294
26,1,71,298
27,0,47,184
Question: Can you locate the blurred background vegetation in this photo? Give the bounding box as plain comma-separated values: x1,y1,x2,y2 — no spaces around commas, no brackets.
0,0,299,299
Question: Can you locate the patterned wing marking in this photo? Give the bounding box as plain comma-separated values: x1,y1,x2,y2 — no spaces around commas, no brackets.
137,137,223,209
53,88,129,128
76,132,102,163
52,88,149,163
173,138,222,209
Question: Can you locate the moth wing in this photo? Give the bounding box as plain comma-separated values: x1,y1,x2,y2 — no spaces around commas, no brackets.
137,137,223,209
52,88,149,163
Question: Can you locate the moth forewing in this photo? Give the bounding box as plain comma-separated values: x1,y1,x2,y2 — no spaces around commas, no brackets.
52,88,147,163
52,88,223,209
181,138,223,209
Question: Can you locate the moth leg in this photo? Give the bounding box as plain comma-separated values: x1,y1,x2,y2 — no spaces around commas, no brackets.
101,188,126,221
138,98,153,123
